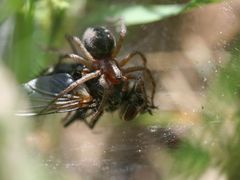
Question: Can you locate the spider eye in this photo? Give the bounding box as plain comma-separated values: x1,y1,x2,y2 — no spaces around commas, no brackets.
83,26,116,59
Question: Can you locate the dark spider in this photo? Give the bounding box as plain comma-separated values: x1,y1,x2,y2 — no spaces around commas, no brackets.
46,21,156,128
20,21,156,129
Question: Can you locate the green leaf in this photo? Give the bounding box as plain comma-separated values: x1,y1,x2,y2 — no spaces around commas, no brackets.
0,0,24,23
82,0,224,27
114,4,186,26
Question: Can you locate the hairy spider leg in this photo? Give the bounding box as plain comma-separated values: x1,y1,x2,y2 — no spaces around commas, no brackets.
65,34,80,55
58,54,93,69
123,66,156,107
66,35,96,62
119,51,147,67
111,19,126,58
119,51,155,105
39,70,101,114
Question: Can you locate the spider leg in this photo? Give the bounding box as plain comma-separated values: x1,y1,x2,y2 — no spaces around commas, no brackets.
119,51,147,68
66,34,79,55
111,18,126,58
39,70,101,114
57,70,101,98
59,53,93,69
123,66,156,107
65,35,95,62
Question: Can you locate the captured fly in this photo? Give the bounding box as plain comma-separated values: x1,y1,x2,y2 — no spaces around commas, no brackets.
18,72,94,116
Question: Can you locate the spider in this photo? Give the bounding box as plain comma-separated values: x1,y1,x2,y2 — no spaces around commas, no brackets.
40,21,156,128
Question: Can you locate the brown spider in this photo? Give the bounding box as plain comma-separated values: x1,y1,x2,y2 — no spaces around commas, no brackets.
43,21,156,128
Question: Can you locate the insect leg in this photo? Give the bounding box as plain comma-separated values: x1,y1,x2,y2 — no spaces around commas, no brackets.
119,51,147,68
86,75,109,129
123,66,156,107
62,109,87,127
61,112,72,126
111,18,126,58
59,54,93,69
87,91,108,129
84,110,104,129
65,35,95,62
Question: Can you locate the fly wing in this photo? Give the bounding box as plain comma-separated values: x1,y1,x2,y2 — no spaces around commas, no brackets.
17,73,92,116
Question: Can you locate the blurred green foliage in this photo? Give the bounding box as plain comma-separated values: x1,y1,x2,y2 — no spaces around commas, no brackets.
168,35,240,179
185,0,223,9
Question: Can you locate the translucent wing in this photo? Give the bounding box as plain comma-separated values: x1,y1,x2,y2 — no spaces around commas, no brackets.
17,73,93,116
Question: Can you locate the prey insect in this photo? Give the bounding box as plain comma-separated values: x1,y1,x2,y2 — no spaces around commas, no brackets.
19,68,94,116
20,21,156,128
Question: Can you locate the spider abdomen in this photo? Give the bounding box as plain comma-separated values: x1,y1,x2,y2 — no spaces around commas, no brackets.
83,26,116,59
